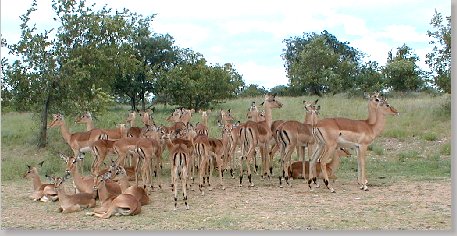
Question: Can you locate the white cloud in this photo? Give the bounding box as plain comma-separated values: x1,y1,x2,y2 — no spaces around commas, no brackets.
378,25,430,44
237,61,288,89
2,0,450,89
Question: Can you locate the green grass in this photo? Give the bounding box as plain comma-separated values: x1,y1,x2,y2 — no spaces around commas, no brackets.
1,93,451,182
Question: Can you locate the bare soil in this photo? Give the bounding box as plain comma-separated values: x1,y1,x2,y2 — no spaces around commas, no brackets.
1,173,451,230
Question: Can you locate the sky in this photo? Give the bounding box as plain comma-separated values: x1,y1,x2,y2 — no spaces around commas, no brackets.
1,0,451,89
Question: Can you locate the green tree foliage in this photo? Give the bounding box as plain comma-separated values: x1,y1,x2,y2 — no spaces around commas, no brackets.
282,30,361,96
154,49,244,109
350,61,385,95
269,85,290,96
426,10,451,93
383,44,425,92
239,84,268,98
3,0,154,147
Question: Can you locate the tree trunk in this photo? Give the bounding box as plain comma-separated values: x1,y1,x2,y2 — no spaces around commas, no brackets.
38,93,51,148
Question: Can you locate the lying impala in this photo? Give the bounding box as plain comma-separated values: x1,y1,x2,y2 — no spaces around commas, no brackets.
23,161,58,202
111,165,150,206
87,172,141,219
310,94,399,192
50,175,96,213
286,147,351,182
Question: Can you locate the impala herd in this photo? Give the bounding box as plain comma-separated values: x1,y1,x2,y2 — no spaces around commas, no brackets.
23,92,399,219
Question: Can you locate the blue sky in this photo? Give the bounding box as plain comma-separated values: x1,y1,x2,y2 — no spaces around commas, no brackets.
1,0,451,89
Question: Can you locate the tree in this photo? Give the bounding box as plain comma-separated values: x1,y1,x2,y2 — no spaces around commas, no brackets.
282,31,361,96
269,85,290,96
351,61,385,95
383,44,425,92
153,49,244,109
426,10,451,93
4,0,152,147
239,84,268,98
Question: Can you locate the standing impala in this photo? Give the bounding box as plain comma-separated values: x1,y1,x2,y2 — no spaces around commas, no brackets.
239,93,283,187
310,94,399,192
48,113,107,170
275,100,320,187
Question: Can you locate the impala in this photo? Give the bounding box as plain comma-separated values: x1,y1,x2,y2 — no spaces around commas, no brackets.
199,109,211,127
75,111,95,131
90,139,116,175
23,161,58,202
139,109,153,126
198,126,230,194
61,153,96,194
48,113,107,171
286,147,351,181
125,110,143,138
87,172,141,218
163,136,191,210
309,94,398,192
51,175,96,213
135,135,163,190
111,165,150,206
275,100,320,187
239,93,283,186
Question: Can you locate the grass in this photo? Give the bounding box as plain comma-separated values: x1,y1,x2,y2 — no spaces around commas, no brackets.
0,93,452,230
1,93,451,181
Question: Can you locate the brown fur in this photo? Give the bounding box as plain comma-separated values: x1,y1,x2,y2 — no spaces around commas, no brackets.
311,94,399,192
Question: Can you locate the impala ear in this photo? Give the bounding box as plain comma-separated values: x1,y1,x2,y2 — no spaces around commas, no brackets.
27,165,31,170
260,102,264,106
38,161,44,167
314,99,319,104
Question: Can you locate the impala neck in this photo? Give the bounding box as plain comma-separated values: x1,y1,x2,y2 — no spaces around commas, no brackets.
117,175,130,192
58,122,73,146
31,174,43,191
85,120,94,131
367,101,377,124
202,116,208,127
70,163,83,183
370,108,387,137
128,119,135,128
97,181,110,202
304,111,318,126
142,113,150,126
263,105,273,127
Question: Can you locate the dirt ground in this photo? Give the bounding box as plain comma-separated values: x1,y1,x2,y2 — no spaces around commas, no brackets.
1,172,452,230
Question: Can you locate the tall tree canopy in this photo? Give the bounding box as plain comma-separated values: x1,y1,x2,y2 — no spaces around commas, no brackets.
282,30,361,96
383,44,425,92
3,0,156,147
153,49,244,110
426,10,451,93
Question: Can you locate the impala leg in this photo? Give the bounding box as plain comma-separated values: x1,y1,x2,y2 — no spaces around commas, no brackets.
217,155,225,190
173,164,178,210
320,144,337,193
269,142,278,176
358,145,369,191
309,141,324,191
283,143,295,187
182,165,189,210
